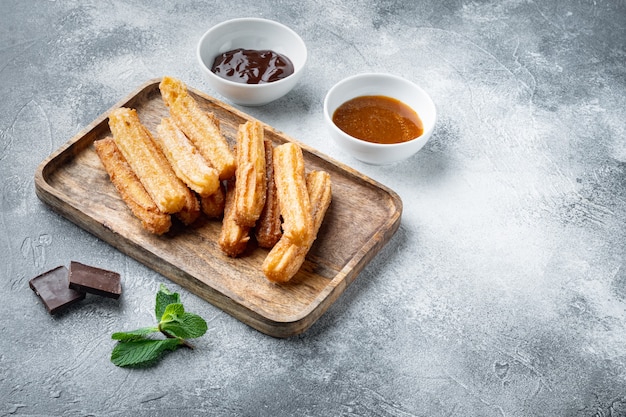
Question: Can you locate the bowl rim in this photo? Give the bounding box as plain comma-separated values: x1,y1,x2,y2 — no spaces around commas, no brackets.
196,17,308,90
323,72,437,148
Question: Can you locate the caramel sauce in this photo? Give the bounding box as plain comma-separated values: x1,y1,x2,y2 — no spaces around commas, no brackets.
332,95,423,144
211,48,294,84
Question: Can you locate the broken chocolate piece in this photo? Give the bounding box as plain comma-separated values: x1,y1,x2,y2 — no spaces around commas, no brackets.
69,261,122,299
29,266,86,314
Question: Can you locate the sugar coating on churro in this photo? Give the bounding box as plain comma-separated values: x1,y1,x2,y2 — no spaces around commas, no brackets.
305,170,332,230
155,117,220,197
262,240,307,283
200,181,226,218
234,120,266,227
263,170,332,283
159,76,236,180
97,76,333,282
94,137,172,235
108,107,189,214
272,142,313,247
174,186,201,226
254,139,282,248
218,178,251,257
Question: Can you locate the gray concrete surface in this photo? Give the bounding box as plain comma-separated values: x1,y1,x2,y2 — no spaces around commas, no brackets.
2,0,626,416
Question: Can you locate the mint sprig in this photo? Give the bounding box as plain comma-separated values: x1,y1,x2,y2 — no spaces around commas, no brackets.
111,284,208,368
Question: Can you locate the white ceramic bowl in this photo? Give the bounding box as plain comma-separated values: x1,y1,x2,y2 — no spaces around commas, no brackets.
323,73,436,164
197,18,307,106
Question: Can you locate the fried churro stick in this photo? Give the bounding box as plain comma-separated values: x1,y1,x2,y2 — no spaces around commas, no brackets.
306,171,333,228
201,181,226,218
255,139,282,248
263,171,332,283
108,107,188,214
94,137,171,235
262,243,306,283
234,120,266,227
175,187,201,226
159,76,236,180
155,117,220,197
273,143,313,246
218,179,250,257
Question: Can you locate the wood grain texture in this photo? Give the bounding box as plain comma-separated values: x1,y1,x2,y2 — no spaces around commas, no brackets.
34,78,402,337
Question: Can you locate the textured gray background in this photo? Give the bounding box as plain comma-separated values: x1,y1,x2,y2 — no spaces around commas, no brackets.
2,0,626,416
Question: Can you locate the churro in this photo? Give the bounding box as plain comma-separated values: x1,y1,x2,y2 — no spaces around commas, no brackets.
174,187,201,226
263,171,332,283
94,137,172,235
155,117,220,197
254,139,282,248
262,241,306,283
218,178,250,257
272,142,313,246
108,107,188,214
159,76,236,180
306,171,332,231
201,181,226,218
234,120,266,227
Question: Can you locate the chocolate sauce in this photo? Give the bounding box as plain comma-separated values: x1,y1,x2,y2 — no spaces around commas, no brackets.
211,48,294,84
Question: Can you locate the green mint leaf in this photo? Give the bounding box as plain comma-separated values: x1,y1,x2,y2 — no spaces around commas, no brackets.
155,284,181,321
161,312,208,339
161,302,185,319
179,313,208,338
111,327,159,341
159,303,188,338
111,338,181,368
111,284,208,368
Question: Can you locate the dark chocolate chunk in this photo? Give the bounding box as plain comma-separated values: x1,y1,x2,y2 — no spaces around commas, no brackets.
29,266,86,314
69,261,122,299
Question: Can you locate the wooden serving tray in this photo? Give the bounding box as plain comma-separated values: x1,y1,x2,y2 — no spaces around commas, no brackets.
34,78,402,337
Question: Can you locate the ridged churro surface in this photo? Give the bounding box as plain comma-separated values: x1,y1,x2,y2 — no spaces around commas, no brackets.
254,139,282,248
108,107,188,214
218,179,251,257
263,170,332,283
94,137,172,235
174,186,201,226
101,79,332,280
234,120,266,227
155,117,220,197
159,76,235,180
201,181,226,218
272,143,313,246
